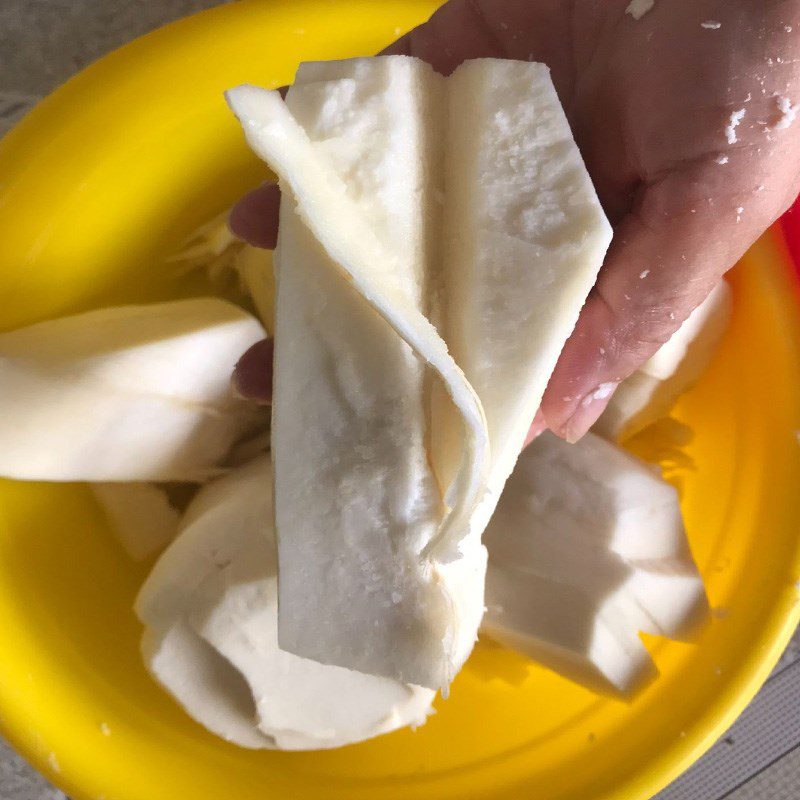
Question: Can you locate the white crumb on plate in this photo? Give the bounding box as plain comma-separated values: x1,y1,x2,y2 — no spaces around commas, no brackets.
626,0,654,20
393,26,403,36
725,108,746,143
293,27,306,35
639,269,650,278
715,155,729,164
47,753,60,773
773,95,798,129
701,20,722,29
99,722,111,736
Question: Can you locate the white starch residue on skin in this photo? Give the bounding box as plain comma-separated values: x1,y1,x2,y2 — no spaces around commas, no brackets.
701,20,722,30
639,269,650,278
773,96,798,130
725,108,746,144
581,382,617,407
625,0,654,21
715,155,729,164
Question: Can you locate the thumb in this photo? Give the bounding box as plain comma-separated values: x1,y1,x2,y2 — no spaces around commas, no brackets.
541,158,795,442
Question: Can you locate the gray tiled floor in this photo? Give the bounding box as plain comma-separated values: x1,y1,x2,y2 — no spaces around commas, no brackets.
0,2,798,799
0,744,63,800
728,749,800,800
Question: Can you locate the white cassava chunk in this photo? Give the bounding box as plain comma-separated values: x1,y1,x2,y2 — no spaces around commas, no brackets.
482,432,707,695
0,299,264,481
426,58,612,688
136,458,434,750
229,58,484,690
92,483,179,561
168,214,276,334
487,522,706,642
435,58,612,554
167,212,239,273
226,57,610,690
234,245,275,334
488,431,696,565
485,566,656,695
136,458,272,629
189,540,433,750
595,281,732,441
225,80,488,529
225,428,271,467
142,620,270,748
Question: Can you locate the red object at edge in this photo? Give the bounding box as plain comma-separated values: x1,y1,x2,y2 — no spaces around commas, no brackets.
781,194,800,276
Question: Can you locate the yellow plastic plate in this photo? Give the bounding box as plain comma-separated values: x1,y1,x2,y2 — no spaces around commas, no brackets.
0,2,798,799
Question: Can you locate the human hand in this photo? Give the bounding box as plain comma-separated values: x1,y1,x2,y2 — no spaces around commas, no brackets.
231,0,800,441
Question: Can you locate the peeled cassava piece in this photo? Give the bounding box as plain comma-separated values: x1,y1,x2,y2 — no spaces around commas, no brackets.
594,281,732,441
136,458,435,750
440,60,615,535
231,59,467,691
167,213,276,334
482,432,707,696
234,245,275,334
0,299,265,482
226,56,612,690
92,483,179,561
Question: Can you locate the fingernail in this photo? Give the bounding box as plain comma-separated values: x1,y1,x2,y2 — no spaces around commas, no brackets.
231,338,274,404
559,381,618,443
